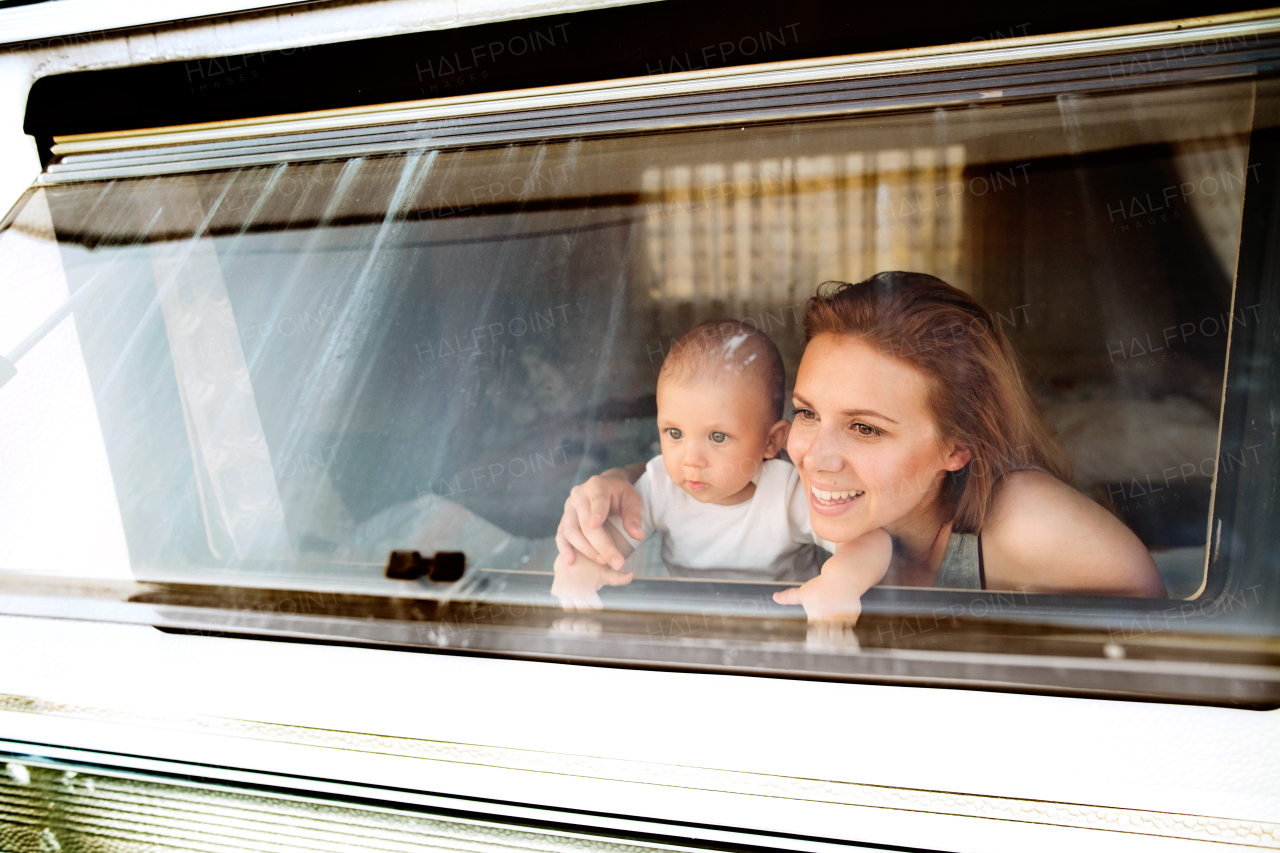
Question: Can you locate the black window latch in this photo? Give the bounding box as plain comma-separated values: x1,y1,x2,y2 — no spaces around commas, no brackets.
385,550,466,583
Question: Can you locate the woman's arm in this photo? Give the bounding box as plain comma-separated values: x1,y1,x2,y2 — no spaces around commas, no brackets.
555,465,645,569
981,470,1167,597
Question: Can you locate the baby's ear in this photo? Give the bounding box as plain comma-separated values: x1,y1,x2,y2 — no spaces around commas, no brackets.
764,418,791,458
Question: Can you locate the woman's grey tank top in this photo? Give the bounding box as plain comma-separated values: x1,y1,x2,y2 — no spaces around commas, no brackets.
933,531,985,589
934,465,1050,589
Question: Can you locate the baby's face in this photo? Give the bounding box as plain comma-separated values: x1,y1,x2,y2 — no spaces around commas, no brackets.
656,375,783,506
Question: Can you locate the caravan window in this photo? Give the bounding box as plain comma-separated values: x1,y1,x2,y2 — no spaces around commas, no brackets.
3,27,1279,705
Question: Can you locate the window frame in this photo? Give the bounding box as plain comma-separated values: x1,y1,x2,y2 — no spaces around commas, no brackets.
3,14,1280,707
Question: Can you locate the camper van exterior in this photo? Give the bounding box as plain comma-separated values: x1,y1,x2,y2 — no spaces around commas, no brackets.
1,2,1278,851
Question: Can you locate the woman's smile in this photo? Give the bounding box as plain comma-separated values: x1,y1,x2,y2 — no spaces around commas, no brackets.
811,486,864,503
809,484,865,514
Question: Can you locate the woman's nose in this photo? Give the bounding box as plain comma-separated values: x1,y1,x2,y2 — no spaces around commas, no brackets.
804,425,846,473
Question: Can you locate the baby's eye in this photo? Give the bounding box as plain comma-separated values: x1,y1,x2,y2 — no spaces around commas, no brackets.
852,422,880,437
666,428,683,440
710,431,728,443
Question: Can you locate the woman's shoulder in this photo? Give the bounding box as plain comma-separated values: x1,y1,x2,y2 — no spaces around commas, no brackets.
983,469,1106,554
981,470,1165,596
982,470,1082,548
987,468,1070,512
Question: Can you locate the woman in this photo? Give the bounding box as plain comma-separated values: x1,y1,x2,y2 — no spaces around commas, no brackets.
557,272,1166,610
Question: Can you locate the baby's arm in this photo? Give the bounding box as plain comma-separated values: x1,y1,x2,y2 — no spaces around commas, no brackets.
772,529,892,623
551,523,636,611
824,529,892,588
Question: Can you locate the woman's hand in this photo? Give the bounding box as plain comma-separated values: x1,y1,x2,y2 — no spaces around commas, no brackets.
555,465,645,569
551,549,633,611
773,529,892,623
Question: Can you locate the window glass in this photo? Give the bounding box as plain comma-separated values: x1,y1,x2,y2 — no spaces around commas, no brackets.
2,73,1278,696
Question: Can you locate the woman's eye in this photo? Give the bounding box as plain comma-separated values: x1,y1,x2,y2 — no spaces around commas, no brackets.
793,407,817,421
710,431,727,443
853,422,879,436
666,428,683,440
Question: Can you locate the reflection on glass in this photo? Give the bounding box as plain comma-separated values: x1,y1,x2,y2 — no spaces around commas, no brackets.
0,78,1266,619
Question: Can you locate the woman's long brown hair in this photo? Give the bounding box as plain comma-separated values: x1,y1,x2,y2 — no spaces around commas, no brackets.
803,272,1072,534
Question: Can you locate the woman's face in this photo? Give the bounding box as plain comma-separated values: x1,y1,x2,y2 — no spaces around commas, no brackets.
787,334,971,544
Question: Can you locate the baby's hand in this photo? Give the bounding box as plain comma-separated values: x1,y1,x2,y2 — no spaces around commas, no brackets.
551,548,634,611
772,529,892,623
772,568,868,623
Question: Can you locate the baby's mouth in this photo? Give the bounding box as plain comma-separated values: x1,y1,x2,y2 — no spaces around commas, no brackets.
686,480,710,492
811,486,864,506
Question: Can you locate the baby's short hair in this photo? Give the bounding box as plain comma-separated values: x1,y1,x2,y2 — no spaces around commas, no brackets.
659,319,786,422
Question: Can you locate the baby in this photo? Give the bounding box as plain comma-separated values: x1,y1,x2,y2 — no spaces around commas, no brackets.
552,319,890,618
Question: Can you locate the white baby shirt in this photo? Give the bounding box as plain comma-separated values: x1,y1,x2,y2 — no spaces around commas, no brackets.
609,455,834,579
